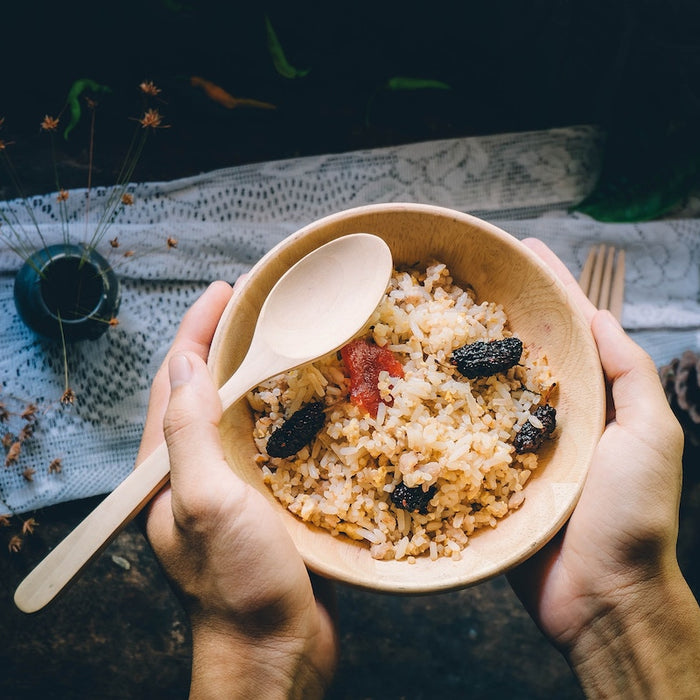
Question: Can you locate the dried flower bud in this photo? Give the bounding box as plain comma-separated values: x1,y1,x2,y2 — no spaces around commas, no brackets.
57,189,69,202
139,108,167,129
40,115,59,132
110,237,120,248
21,403,38,421
5,441,21,466
167,236,178,249
121,193,134,206
48,458,63,474
18,423,35,441
8,535,22,553
22,467,36,481
139,81,161,96
0,514,11,527
22,518,38,535
60,388,76,405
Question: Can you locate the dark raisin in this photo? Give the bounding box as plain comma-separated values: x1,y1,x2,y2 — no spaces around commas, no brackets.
390,482,437,514
450,337,523,379
513,404,557,453
265,402,326,458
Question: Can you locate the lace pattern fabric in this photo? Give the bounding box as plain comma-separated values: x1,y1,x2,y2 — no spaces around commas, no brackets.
1,125,698,514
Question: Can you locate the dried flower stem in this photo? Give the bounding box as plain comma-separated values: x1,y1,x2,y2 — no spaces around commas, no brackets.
83,101,97,248
44,125,71,245
82,126,146,257
56,310,72,401
2,81,168,270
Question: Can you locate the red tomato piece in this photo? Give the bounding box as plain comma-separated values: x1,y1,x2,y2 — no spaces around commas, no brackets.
340,338,404,417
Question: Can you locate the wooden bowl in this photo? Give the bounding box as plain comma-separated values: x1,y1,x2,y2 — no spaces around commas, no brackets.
208,203,605,594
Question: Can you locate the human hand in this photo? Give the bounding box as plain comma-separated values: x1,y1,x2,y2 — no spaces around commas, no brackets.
138,281,338,699
508,240,700,698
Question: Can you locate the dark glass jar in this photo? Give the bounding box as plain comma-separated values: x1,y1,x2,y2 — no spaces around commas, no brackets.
13,244,121,342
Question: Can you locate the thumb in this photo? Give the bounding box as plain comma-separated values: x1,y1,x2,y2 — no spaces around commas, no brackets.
591,310,678,433
163,352,233,510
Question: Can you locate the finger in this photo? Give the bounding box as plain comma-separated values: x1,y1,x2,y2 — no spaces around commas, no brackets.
521,238,597,323
154,279,234,390
232,272,248,292
168,280,234,356
591,310,681,440
162,351,235,517
138,281,233,463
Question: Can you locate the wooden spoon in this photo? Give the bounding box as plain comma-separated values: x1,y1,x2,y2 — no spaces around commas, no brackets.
14,233,393,614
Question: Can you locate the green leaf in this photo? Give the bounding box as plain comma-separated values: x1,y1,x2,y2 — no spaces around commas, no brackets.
386,77,451,91
573,123,700,222
573,171,697,222
63,79,111,141
265,15,310,79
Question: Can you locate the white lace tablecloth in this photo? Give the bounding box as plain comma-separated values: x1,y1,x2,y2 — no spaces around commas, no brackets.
1,125,699,515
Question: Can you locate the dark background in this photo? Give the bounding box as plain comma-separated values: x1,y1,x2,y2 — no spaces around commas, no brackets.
2,1,700,698
3,1,700,203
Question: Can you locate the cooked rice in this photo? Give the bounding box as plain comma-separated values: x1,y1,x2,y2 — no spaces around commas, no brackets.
247,262,555,561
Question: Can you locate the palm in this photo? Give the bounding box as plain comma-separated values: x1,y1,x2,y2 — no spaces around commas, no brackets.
137,281,338,692
512,412,682,649
508,240,684,651
147,477,338,682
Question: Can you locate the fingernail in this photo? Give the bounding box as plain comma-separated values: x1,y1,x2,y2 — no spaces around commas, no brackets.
169,353,193,388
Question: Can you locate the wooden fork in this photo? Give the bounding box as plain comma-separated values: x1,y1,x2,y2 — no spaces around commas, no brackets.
578,244,625,321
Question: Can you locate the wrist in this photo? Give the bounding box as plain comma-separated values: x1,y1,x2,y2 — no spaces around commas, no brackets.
189,617,328,700
567,561,700,699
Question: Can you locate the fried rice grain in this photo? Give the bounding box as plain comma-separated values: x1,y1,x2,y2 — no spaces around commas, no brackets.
247,262,555,561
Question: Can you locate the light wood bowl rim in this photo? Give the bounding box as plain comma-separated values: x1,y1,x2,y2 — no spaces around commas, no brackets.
208,203,605,594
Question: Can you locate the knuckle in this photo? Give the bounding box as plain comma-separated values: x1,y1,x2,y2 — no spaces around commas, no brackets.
162,403,193,444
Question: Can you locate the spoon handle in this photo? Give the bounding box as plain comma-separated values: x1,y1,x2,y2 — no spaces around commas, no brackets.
14,349,278,614
217,348,281,411
14,441,171,614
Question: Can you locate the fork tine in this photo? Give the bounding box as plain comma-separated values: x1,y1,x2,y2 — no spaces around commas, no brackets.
588,244,608,308
598,245,617,311
578,244,625,321
608,249,625,321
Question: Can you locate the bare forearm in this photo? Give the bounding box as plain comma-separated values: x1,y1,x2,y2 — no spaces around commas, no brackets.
189,625,328,700
568,566,700,699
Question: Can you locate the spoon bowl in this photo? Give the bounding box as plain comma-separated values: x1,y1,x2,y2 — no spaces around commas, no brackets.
217,233,393,408
14,233,393,614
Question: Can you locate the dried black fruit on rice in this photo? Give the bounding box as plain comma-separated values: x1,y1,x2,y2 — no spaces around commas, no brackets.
390,482,437,514
513,404,557,454
450,337,523,379
266,402,326,458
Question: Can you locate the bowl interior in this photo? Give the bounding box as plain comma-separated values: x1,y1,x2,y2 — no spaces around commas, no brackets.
208,203,605,593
